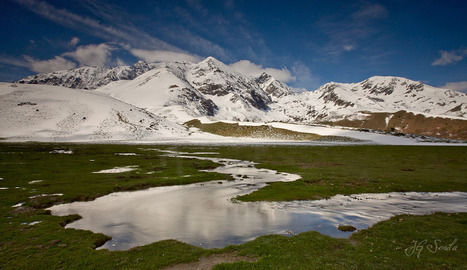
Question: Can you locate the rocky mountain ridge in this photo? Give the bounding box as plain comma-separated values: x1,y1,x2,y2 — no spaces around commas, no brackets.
17,61,155,90
15,57,467,139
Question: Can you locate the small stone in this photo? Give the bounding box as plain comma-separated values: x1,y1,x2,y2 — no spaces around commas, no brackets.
50,240,61,246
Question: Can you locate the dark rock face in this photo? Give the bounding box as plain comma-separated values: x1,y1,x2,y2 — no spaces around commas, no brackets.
256,72,291,98
404,82,424,93
248,90,270,110
198,84,230,96
361,78,399,95
199,99,218,116
319,85,354,108
168,88,218,116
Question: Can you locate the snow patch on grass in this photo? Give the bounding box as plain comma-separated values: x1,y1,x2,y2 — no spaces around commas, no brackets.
50,149,73,154
28,180,43,184
114,153,139,156
93,165,138,174
21,221,41,226
29,193,63,199
12,202,24,208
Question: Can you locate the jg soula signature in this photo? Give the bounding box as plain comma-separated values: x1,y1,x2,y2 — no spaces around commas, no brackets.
405,239,458,259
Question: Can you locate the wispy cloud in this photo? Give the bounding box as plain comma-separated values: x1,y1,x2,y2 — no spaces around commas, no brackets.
167,1,270,62
129,49,201,63
1,42,116,73
229,60,295,83
290,62,315,91
158,25,230,61
343,45,356,51
317,3,388,55
0,54,76,73
440,81,467,93
351,3,388,21
0,55,30,69
68,37,80,47
432,49,467,66
11,0,180,51
62,43,114,67
24,56,76,73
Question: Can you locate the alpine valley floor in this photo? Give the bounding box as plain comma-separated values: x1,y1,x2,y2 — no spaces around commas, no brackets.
1,143,466,269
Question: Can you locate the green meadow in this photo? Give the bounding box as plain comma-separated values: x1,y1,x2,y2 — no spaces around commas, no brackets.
0,143,466,269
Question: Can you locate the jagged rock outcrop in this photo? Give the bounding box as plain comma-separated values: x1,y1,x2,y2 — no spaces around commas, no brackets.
17,61,155,90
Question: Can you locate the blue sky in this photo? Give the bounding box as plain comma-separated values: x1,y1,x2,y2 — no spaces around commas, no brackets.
1,0,466,91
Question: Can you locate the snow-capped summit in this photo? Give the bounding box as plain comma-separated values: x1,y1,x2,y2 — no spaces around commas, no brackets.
256,72,292,98
96,64,219,123
187,56,272,112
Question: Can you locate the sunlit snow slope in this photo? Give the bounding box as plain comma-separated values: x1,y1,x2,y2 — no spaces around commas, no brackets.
0,83,188,142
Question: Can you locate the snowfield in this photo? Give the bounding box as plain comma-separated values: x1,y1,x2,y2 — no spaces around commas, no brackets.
0,83,188,142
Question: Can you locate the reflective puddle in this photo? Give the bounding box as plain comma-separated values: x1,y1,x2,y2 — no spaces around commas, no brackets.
49,150,467,250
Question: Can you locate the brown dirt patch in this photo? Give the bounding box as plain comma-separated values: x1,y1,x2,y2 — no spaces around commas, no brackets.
323,110,467,140
163,252,257,270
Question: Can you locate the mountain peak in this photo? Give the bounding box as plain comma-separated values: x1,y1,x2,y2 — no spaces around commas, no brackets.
257,72,273,82
362,76,426,88
200,56,224,66
192,56,237,78
133,60,149,66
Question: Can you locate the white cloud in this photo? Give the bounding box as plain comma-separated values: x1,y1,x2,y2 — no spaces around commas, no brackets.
343,45,355,51
115,58,126,66
129,49,201,63
441,81,467,93
290,62,316,91
69,37,80,47
229,60,295,83
432,49,467,66
62,43,114,66
0,55,30,68
24,56,76,73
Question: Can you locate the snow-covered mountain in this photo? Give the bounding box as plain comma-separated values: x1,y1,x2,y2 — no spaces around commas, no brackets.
97,62,219,123
97,57,290,122
17,61,155,90
278,76,467,122
12,57,467,140
0,83,188,141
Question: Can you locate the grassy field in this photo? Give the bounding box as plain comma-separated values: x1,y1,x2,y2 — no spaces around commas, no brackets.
185,119,361,142
0,143,466,269
212,145,467,201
